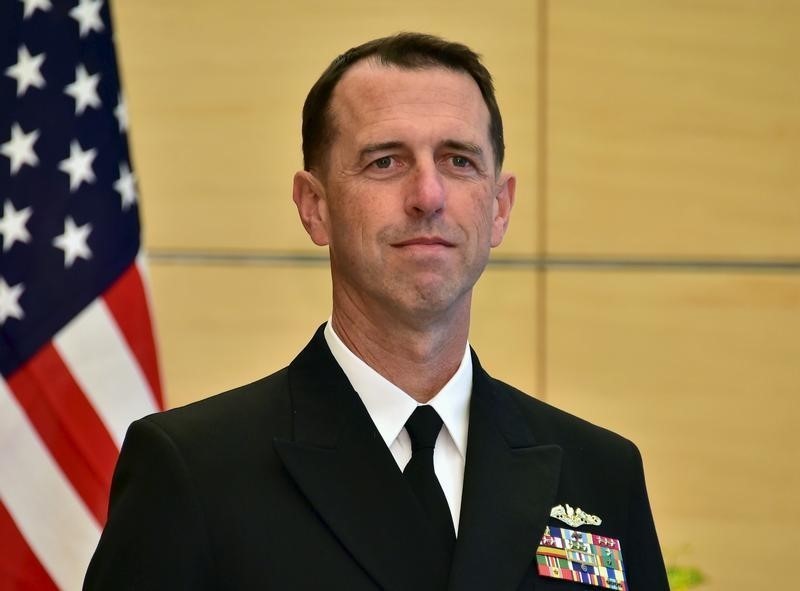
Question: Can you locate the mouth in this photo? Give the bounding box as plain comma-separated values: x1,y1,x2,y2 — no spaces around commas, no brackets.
391,237,455,248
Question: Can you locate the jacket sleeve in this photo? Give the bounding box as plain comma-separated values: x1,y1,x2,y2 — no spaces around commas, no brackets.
623,441,670,591
83,417,216,590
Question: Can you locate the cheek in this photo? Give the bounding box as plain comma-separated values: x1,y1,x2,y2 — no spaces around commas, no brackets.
465,196,496,238
327,202,376,256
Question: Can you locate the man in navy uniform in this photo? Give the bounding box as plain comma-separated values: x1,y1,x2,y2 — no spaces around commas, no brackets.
85,33,669,590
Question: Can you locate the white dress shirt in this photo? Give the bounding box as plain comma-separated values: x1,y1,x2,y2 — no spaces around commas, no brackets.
323,321,472,533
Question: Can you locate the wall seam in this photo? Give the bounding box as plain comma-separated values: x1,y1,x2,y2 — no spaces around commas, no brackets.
535,0,550,400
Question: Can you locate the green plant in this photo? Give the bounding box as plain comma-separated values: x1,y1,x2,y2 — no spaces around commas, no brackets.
667,565,705,590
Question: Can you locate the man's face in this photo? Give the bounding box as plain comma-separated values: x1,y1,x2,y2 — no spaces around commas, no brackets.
294,60,515,325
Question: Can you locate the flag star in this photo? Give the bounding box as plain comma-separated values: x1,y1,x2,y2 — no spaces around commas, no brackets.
1,123,40,175
0,200,33,252
113,162,137,209
64,64,101,115
19,0,52,19
0,277,25,325
5,45,46,97
69,0,104,38
58,140,97,192
53,216,92,268
114,93,128,132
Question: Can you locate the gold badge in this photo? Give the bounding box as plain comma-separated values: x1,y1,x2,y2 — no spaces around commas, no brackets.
550,503,602,527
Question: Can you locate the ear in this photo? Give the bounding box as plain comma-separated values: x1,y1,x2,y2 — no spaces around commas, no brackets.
490,172,516,248
292,170,330,246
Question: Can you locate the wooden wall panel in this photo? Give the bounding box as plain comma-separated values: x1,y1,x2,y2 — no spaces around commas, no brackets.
546,270,800,591
112,0,540,256
547,0,800,258
147,263,332,408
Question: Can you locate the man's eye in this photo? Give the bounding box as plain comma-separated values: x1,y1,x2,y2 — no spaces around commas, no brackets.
451,156,471,168
374,156,392,169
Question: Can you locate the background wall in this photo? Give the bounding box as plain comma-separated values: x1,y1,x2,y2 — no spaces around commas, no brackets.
112,1,800,590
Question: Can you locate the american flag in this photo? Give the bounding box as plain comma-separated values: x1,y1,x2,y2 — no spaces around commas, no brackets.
0,1,163,588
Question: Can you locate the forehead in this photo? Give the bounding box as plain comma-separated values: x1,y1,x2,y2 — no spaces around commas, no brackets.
328,60,491,147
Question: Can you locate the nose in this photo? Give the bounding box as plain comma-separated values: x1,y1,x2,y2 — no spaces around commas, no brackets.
405,162,445,217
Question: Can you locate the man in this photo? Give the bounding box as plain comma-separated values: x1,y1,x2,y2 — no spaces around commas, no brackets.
85,34,669,590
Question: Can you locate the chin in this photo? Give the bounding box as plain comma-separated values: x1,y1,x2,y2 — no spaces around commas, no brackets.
396,282,470,320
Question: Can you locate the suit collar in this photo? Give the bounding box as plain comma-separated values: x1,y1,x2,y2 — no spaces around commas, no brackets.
448,352,563,591
273,326,451,591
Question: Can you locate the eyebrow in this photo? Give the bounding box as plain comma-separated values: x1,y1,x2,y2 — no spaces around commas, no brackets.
358,141,404,162
441,140,484,160
358,139,486,163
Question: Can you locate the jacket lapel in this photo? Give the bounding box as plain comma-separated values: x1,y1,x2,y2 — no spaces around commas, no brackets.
449,353,563,591
273,328,450,591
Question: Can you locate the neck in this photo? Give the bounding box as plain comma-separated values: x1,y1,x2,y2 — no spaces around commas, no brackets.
330,299,471,403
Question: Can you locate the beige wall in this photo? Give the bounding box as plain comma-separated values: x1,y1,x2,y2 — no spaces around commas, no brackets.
114,1,800,590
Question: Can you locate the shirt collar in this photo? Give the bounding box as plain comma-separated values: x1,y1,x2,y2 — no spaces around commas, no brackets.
324,320,472,458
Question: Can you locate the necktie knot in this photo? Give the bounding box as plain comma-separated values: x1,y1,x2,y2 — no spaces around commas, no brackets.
405,405,443,451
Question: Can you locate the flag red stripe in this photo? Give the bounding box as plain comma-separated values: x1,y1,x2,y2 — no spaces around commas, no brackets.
103,264,164,409
0,501,58,591
8,345,118,525
25,345,120,488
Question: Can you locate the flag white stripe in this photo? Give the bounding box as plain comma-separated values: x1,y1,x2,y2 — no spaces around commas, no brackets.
135,252,152,285
135,255,161,349
0,379,101,591
53,298,159,447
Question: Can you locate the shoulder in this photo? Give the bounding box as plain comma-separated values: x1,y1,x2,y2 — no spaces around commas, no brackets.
489,377,639,460
130,367,293,456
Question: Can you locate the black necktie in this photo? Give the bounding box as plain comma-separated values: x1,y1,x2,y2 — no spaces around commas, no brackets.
403,405,456,565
